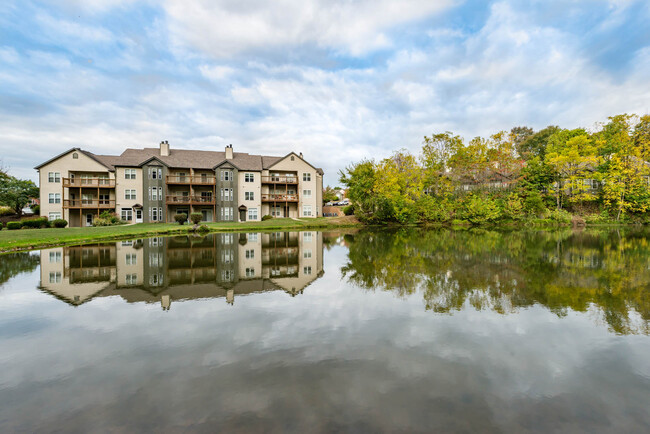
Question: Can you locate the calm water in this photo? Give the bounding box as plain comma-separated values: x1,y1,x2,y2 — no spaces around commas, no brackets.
0,228,649,433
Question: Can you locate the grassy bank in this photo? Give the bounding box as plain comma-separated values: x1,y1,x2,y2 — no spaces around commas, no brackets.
0,216,361,253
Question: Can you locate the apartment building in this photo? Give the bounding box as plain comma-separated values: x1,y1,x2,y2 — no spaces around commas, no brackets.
39,231,324,309
35,142,324,227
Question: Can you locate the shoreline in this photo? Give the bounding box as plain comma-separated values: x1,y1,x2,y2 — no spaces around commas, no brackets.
0,215,642,254
0,217,361,254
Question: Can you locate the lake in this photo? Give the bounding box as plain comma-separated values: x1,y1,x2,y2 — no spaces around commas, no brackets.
0,228,649,432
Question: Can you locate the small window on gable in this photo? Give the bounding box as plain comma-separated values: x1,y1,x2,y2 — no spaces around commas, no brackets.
72,153,78,159
291,156,295,161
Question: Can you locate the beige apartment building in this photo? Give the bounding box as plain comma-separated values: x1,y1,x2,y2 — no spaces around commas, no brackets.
35,142,323,227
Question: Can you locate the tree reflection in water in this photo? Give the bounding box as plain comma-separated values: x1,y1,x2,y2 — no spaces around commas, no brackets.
342,228,650,335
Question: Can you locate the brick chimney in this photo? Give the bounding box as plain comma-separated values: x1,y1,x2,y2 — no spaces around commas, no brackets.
160,140,169,157
225,144,233,160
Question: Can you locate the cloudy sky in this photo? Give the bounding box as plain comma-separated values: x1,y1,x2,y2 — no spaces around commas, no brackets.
1,0,649,184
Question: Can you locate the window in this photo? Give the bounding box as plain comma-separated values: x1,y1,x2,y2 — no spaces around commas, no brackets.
304,232,312,242
49,251,62,263
121,241,133,246
158,187,163,201
150,253,163,267
245,173,254,182
150,273,163,286
221,250,233,264
221,188,233,201
221,270,233,282
121,208,133,221
222,233,234,244
302,205,312,217
73,153,78,159
221,170,233,181
221,207,233,221
304,266,312,275
125,274,137,285
125,253,137,265
248,208,258,220
245,249,255,259
48,172,61,183
48,193,61,204
247,233,258,242
304,249,312,259
99,194,109,205
159,207,163,221
82,194,93,204
303,189,312,197
125,169,136,179
125,189,136,200
271,206,283,217
48,212,61,221
245,268,255,278
151,187,157,201
245,191,254,201
151,207,158,221
291,156,295,161
303,173,311,182
49,272,62,283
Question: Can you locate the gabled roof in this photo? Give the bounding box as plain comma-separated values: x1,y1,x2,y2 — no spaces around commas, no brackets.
34,148,117,171
36,145,323,174
267,152,324,175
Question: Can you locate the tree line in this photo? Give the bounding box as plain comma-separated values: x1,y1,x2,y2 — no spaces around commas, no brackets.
340,114,650,223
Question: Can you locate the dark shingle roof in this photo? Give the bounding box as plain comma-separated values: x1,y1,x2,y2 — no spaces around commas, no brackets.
37,146,323,174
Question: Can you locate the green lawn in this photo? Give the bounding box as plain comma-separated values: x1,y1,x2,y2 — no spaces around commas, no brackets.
0,217,361,253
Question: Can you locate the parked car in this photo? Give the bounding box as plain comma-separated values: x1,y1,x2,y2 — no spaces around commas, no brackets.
339,199,350,205
325,201,334,206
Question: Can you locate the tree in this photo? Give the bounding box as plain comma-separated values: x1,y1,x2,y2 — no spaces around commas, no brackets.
597,114,650,219
323,185,339,204
339,160,381,222
510,126,534,154
545,129,597,209
517,126,560,160
0,175,39,215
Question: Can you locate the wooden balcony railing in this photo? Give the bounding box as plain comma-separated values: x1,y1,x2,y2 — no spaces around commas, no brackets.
166,195,215,205
166,175,216,185
261,176,298,184
261,194,299,202
63,199,116,209
63,178,115,188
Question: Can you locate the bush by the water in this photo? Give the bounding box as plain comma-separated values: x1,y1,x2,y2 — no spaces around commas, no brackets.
174,213,188,225
21,217,50,229
343,205,354,215
7,221,22,230
52,219,68,228
93,211,125,227
261,215,273,221
198,224,210,233
190,212,203,225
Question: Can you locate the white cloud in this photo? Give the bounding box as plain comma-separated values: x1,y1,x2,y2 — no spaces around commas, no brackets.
163,0,455,58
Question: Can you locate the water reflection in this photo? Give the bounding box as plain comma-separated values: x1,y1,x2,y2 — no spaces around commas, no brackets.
39,231,324,309
342,228,650,335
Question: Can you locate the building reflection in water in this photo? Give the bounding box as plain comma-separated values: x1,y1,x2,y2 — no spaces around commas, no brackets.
39,231,324,309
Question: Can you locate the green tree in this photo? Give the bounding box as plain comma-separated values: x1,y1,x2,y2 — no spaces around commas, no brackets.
517,126,560,160
0,175,39,215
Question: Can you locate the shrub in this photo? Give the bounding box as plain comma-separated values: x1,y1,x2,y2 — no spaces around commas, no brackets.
7,221,22,230
198,224,210,233
93,212,125,226
190,212,203,225
0,206,14,217
523,191,547,217
32,205,40,215
460,194,501,224
52,219,68,228
548,208,572,224
174,213,188,225
342,205,354,216
21,217,49,229
502,193,524,220
261,215,273,221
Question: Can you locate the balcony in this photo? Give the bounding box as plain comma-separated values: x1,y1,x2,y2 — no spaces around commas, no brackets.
261,194,299,202
261,176,299,184
63,178,115,188
166,175,216,185
166,195,215,205
63,199,115,209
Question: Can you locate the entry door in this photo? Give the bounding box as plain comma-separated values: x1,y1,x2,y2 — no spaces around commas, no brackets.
135,209,143,223
240,209,246,222
85,213,93,227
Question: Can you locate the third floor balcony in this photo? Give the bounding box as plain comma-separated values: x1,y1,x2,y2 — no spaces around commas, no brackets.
166,175,216,185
